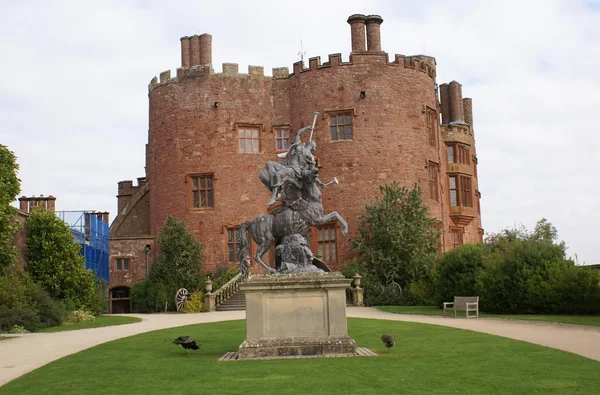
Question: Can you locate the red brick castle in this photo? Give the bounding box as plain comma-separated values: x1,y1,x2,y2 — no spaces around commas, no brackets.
109,14,483,312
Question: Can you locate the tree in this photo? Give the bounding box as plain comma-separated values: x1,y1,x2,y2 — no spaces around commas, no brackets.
25,208,99,311
0,144,21,269
352,182,440,297
131,217,204,312
478,219,600,314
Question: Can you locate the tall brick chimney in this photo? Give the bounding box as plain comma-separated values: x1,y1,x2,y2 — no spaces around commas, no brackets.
190,35,200,66
463,98,473,128
439,83,451,124
347,14,366,52
448,81,465,123
365,15,383,51
180,36,191,68
199,33,212,67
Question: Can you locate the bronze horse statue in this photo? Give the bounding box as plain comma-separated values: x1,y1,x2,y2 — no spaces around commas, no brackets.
237,167,348,275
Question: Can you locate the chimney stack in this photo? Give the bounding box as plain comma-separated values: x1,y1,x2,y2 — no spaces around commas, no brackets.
347,14,366,52
180,36,191,68
463,98,473,128
190,35,200,66
448,81,465,123
199,33,212,67
365,15,383,51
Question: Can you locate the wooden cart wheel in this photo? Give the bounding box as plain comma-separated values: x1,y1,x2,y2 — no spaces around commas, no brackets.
175,288,190,312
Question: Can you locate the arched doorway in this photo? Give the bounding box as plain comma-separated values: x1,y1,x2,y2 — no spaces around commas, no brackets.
110,287,131,314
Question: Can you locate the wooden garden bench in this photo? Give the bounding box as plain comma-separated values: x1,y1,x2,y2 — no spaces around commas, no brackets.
443,296,479,319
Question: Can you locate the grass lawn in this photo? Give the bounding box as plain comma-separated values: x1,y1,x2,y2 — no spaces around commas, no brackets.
2,318,599,394
36,315,142,333
376,306,600,326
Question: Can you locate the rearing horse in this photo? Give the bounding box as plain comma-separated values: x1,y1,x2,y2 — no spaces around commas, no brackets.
237,168,348,275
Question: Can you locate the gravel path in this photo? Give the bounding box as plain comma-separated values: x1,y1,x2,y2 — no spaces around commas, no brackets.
1,307,599,387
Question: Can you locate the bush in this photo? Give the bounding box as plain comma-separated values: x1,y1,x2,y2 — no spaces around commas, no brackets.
211,267,240,291
0,267,65,332
436,220,600,315
67,310,95,323
183,292,204,313
8,325,29,334
435,244,485,306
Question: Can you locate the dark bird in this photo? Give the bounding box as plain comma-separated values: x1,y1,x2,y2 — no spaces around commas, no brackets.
381,334,395,352
172,336,200,355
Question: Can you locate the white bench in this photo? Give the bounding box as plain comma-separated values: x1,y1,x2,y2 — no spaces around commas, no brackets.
443,296,479,319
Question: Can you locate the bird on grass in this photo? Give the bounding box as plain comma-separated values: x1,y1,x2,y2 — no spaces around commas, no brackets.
381,334,395,352
172,336,200,356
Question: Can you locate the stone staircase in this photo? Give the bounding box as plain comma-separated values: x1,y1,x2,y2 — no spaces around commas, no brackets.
216,291,246,311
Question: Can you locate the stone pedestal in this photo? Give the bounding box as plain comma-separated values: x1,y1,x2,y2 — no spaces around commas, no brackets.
237,272,356,359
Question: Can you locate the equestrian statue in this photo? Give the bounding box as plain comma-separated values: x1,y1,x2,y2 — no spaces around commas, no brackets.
237,112,348,275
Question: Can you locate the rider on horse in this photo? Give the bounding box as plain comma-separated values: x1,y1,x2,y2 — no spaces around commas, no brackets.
264,126,324,206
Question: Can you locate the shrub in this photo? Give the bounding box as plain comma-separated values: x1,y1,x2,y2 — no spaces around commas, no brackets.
0,267,65,332
436,219,600,315
183,292,204,313
8,325,29,334
435,244,485,305
67,310,95,323
211,267,240,291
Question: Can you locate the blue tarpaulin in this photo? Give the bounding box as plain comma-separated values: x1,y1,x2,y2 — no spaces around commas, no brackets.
57,211,109,283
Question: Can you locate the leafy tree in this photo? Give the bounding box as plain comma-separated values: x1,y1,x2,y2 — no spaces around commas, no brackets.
25,208,99,312
351,183,440,304
131,217,204,312
0,145,21,269
478,219,600,314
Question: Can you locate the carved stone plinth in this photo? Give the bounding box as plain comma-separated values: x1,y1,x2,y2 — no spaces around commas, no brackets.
237,272,356,359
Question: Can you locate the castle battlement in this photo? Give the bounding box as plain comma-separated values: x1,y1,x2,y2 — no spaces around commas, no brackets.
148,52,436,93
148,13,438,93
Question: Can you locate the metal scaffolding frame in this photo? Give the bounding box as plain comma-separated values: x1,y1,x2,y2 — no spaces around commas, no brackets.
56,211,109,282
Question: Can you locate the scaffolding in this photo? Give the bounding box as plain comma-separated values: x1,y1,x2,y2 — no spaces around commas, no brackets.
56,211,110,283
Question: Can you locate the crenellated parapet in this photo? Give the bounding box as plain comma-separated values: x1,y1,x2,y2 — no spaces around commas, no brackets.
148,13,438,94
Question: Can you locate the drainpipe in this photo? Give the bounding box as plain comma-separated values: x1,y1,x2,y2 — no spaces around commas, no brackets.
145,245,151,277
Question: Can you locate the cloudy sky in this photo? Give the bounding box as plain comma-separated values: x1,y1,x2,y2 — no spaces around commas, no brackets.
1,0,599,264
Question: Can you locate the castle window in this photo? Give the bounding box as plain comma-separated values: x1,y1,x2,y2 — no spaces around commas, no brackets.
238,127,260,153
428,161,439,201
317,224,337,264
426,108,437,147
190,174,214,208
451,227,464,248
330,112,353,141
226,227,239,264
449,175,473,207
115,257,130,271
447,144,470,165
275,128,290,152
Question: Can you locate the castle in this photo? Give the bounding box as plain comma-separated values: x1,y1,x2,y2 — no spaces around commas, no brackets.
108,14,483,313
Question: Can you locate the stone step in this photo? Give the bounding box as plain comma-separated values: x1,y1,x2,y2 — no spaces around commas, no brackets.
216,306,246,311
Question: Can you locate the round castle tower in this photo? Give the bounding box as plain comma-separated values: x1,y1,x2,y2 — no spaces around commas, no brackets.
113,13,482,278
